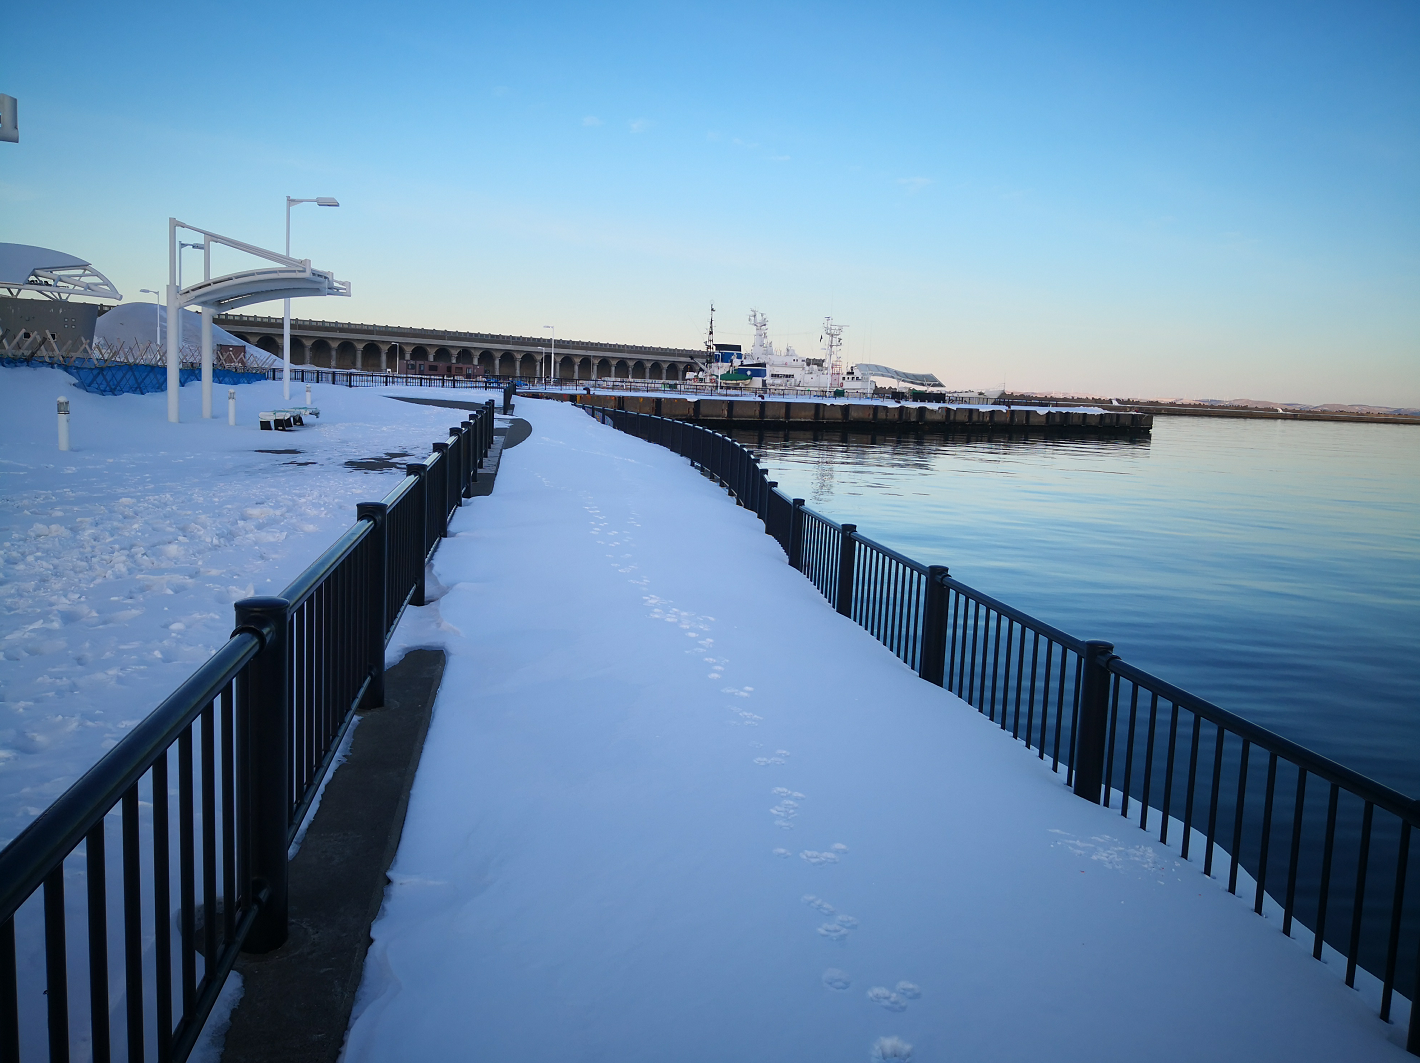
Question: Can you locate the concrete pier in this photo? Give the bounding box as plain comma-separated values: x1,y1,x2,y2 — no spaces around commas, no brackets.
552,392,1153,434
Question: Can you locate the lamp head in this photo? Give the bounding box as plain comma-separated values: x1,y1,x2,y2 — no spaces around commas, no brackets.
316,198,340,207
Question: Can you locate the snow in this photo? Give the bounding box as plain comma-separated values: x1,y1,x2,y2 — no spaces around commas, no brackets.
343,398,1408,1062
0,366,491,846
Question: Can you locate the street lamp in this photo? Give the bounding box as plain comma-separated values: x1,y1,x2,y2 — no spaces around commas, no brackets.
139,288,161,351
177,241,204,290
283,196,339,400
543,324,555,385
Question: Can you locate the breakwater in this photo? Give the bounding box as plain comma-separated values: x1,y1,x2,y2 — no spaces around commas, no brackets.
555,392,1152,434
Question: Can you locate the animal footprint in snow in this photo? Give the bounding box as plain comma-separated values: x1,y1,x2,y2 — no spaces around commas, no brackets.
722,687,752,697
866,987,908,1012
772,848,791,858
801,850,839,865
753,756,786,765
870,1035,913,1061
821,968,851,991
802,895,836,915
818,923,850,941
895,982,920,999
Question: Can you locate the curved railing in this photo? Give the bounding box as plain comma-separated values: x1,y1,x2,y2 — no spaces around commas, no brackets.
585,402,1420,1054
0,402,496,1061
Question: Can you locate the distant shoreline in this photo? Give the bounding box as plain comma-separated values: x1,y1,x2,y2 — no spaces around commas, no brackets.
1003,395,1420,426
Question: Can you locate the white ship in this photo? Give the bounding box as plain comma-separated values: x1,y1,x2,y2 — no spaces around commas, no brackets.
689,309,875,395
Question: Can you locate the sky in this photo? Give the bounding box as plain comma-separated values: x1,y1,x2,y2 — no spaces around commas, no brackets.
3,1,1417,405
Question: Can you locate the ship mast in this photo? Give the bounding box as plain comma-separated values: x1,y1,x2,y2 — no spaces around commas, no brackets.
700,302,716,375
821,316,845,387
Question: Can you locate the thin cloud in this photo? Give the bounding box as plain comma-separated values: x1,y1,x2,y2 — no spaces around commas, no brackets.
629,118,651,133
897,176,931,193
492,86,510,97
770,154,790,162
582,115,602,126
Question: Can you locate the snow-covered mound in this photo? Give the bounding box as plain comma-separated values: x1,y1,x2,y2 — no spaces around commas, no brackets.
94,302,277,366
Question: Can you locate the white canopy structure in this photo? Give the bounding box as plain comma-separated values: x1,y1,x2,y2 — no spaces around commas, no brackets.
851,363,944,388
0,243,122,302
165,218,349,422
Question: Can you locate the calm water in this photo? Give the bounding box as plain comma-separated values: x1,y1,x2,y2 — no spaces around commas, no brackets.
735,416,1420,798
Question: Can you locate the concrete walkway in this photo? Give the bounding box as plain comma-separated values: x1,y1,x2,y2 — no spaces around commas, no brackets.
341,398,1408,1063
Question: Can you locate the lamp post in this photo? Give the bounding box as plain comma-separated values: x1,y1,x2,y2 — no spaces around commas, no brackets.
283,196,339,400
139,289,160,352
543,324,555,385
178,241,203,291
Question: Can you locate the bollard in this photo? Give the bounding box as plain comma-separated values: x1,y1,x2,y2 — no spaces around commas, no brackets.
355,502,388,708
227,388,237,426
836,524,858,617
56,397,70,451
917,565,951,684
232,596,292,953
1072,640,1117,803
304,383,312,407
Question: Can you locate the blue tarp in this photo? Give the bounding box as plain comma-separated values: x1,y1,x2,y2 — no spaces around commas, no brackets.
2,359,266,396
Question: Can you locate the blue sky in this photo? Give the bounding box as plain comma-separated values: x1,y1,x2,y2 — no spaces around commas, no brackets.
4,1,1417,404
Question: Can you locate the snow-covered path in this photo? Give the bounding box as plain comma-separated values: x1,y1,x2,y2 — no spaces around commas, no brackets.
346,399,1406,1062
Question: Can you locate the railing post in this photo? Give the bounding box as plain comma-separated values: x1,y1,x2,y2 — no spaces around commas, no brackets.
1073,640,1116,803
463,419,478,494
356,502,388,707
406,463,428,603
232,596,291,954
432,442,451,537
484,399,495,460
919,565,950,685
448,427,464,503
1409,943,1420,1054
789,498,805,571
836,524,857,617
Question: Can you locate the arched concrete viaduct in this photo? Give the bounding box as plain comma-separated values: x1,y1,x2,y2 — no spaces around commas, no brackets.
215,312,705,381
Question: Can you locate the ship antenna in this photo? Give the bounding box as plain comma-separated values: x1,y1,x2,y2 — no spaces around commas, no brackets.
700,302,716,374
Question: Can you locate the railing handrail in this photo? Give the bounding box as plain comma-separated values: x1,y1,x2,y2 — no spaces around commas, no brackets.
0,633,261,926
1106,655,1420,825
848,529,930,577
938,572,1088,656
279,518,374,608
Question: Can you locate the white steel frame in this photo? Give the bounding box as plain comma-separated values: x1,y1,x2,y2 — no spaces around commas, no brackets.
165,218,349,422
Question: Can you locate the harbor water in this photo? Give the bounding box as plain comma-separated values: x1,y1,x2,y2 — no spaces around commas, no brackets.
736,416,1420,799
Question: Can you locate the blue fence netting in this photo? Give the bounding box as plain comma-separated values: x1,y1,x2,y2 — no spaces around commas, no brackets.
2,358,268,396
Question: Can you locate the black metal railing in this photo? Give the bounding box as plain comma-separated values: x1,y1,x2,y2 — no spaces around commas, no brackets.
0,402,495,1061
585,403,1420,1054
